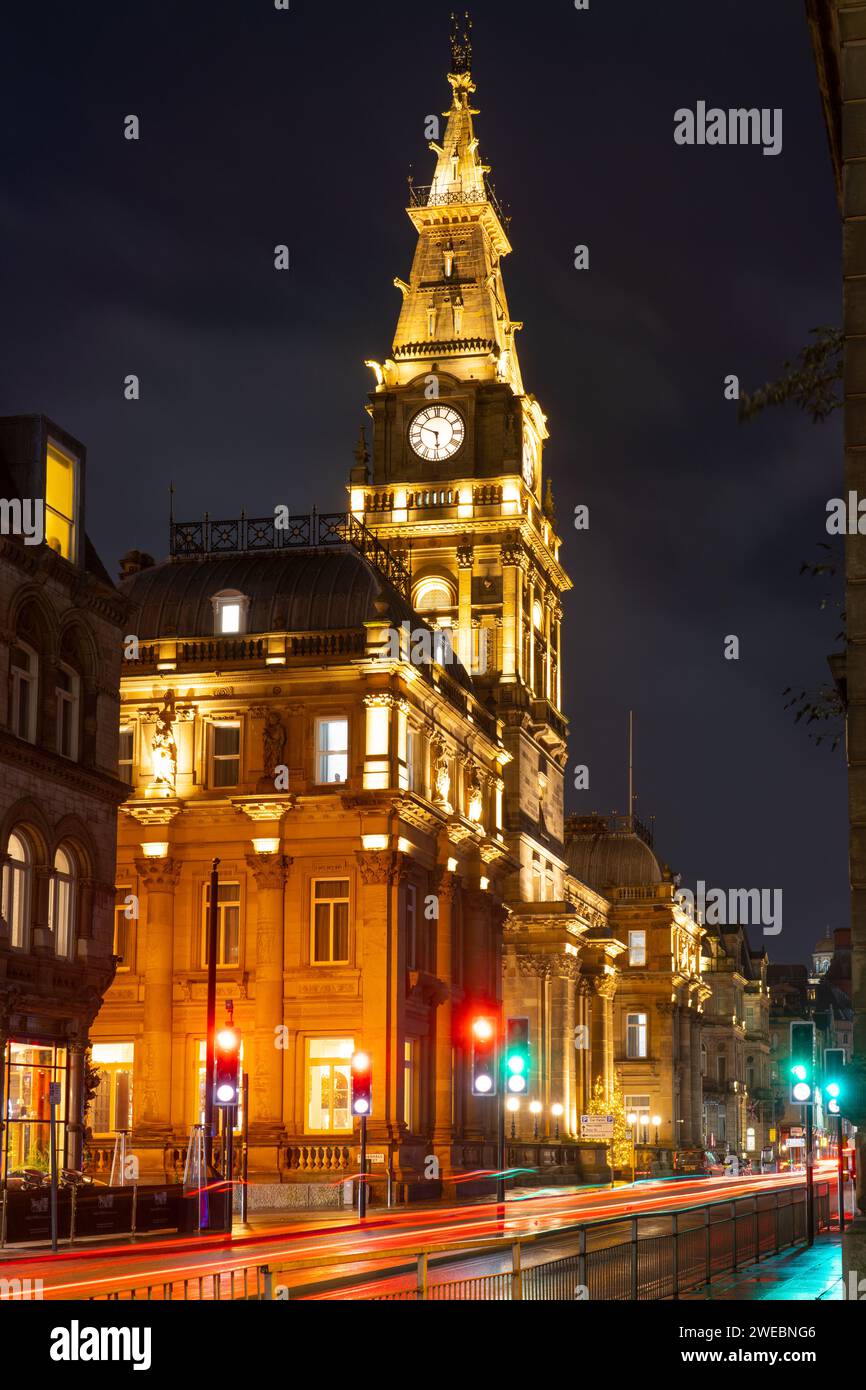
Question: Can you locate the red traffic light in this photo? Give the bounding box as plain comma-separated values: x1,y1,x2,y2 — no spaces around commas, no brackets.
214,1025,241,1107
351,1051,372,1117
470,1014,498,1096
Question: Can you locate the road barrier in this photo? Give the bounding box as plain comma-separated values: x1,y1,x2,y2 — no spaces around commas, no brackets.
83,1182,831,1303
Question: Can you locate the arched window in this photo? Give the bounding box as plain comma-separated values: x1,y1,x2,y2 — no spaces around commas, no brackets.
2,831,33,950
50,846,77,959
11,641,38,743
414,577,455,625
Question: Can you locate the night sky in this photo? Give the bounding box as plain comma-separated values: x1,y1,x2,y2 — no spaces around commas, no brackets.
0,2,846,964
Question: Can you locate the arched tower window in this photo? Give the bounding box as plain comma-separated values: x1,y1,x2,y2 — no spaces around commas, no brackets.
414,577,455,627
2,831,33,950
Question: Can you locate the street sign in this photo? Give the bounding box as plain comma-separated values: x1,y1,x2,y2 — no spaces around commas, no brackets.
581,1114,615,1140
367,1153,386,1165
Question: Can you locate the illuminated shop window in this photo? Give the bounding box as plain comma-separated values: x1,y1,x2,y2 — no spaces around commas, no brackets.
2,1042,69,1179
90,1043,135,1134
306,1038,354,1134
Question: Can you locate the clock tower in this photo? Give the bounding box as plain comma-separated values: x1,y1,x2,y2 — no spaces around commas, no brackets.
351,13,572,904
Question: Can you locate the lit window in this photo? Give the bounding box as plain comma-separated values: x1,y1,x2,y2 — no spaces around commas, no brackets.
45,441,78,562
626,1012,648,1059
746,1126,756,1152
114,886,134,968
628,930,646,967
404,1039,415,1131
317,717,348,784
50,846,77,959
118,727,134,784
90,1043,135,1135
56,663,80,760
11,643,38,743
625,1094,651,1144
312,880,350,963
306,1037,354,1134
2,830,33,950
211,591,249,636
211,723,241,788
533,600,544,632
406,726,419,793
202,881,241,966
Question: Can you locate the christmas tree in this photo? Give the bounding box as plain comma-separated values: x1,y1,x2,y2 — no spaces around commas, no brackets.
585,1075,632,1170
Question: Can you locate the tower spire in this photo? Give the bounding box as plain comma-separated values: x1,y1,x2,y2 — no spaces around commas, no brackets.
450,10,473,80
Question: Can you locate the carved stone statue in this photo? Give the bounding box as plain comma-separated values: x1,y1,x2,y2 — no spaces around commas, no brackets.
434,743,452,807
263,710,287,781
150,691,177,792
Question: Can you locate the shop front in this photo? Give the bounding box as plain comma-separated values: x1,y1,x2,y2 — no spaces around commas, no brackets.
1,1040,70,1182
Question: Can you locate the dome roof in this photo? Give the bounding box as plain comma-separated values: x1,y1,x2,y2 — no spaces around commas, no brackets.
121,548,419,641
565,814,664,892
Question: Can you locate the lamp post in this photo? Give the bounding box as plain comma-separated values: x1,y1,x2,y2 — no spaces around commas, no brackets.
652,1114,662,1146
506,1096,520,1140
551,1103,564,1142
627,1111,638,1184
530,1100,542,1140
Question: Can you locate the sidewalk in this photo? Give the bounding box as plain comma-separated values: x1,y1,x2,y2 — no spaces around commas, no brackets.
681,1234,844,1301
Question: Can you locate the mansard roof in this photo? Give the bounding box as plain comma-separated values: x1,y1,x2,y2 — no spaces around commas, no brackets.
121,547,419,642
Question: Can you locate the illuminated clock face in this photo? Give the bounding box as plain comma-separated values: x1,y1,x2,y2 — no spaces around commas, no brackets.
522,431,538,489
409,405,465,462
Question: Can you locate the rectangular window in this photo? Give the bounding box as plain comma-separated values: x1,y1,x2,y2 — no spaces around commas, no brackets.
114,887,133,969
628,930,646,967
626,1012,648,1059
317,717,348,785
306,1037,354,1134
45,440,78,562
717,1053,727,1084
717,1110,727,1142
405,883,417,971
90,1043,135,1135
11,644,37,743
312,880,350,964
56,664,80,760
118,727,134,784
531,863,543,902
406,727,418,793
202,882,241,967
746,1126,756,1153
625,1094,651,1144
211,722,241,788
404,1040,415,1131
220,603,241,634
2,1043,69,1178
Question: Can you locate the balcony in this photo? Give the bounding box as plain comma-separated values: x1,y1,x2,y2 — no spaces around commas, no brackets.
408,176,510,228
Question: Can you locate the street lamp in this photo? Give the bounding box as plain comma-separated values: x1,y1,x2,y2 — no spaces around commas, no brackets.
530,1100,542,1140
506,1095,520,1140
551,1102,564,1141
626,1111,638,1184
652,1114,662,1145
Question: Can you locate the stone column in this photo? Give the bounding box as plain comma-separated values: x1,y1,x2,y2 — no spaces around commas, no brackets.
133,856,181,1173
551,964,577,1136
433,869,457,1163
246,851,290,1179
500,541,525,681
356,851,409,1150
678,1004,694,1147
691,1013,704,1149
457,542,473,667
589,981,610,1101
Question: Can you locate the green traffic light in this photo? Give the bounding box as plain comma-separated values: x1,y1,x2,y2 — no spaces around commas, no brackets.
826,1082,841,1098
791,1064,807,1081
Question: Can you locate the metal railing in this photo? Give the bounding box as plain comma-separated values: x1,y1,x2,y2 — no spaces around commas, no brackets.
82,1182,830,1304
170,510,411,600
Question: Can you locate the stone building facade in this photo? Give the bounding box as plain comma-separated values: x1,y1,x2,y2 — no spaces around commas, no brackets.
0,415,127,1179
700,925,771,1162
90,537,511,1198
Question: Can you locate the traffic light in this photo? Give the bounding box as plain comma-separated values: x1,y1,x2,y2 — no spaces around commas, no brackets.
351,1051,373,1117
504,1017,530,1095
470,1014,498,1096
824,1047,846,1116
214,1024,241,1107
789,1022,815,1105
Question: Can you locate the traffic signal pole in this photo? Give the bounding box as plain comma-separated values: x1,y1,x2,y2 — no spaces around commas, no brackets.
806,1103,815,1248
496,1059,505,1207
358,1114,368,1221
838,1114,846,1234
204,858,220,1176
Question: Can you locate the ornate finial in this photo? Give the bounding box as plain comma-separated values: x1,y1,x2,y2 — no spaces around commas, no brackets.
450,10,473,76
354,425,370,470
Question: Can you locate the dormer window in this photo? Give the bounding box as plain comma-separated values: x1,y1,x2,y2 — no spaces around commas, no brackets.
45,440,79,562
211,591,250,636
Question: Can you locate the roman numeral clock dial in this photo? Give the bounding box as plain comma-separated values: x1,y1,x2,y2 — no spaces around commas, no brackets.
409,405,465,462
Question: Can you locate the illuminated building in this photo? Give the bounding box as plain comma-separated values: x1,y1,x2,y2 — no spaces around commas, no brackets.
0,416,127,1180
